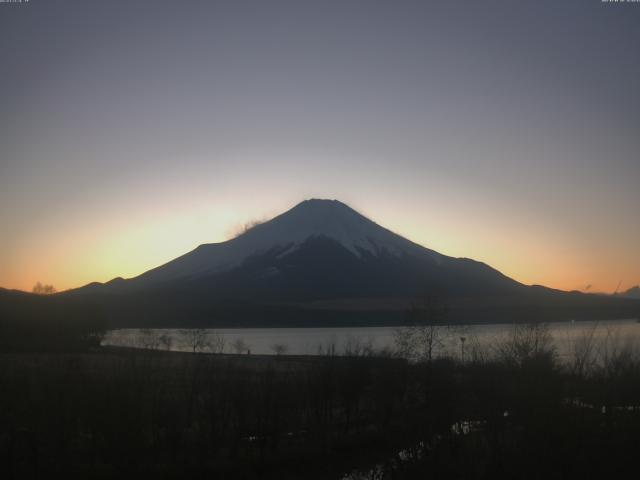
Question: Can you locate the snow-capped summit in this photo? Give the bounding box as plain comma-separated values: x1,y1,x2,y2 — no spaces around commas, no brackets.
131,199,442,287
238,199,441,258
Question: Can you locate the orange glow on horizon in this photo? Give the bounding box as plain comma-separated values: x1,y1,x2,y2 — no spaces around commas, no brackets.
1,198,637,295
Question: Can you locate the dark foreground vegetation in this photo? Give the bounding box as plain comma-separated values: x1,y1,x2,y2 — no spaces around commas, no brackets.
2,289,640,478
2,327,640,480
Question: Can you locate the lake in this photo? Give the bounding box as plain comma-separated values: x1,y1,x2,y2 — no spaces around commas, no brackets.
103,319,640,361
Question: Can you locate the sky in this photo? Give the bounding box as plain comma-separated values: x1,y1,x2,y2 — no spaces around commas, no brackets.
1,0,639,293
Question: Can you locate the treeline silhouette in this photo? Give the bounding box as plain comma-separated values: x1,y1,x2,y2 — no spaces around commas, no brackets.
2,326,640,479
0,290,105,352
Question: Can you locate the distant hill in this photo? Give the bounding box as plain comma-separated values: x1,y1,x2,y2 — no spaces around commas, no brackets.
620,286,640,300
0,288,105,351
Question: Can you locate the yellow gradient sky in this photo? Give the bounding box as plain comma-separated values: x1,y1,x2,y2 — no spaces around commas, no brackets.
2,184,638,294
1,1,638,294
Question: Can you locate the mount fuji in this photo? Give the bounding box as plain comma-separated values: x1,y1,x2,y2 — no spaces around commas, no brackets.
69,199,639,327
79,199,521,297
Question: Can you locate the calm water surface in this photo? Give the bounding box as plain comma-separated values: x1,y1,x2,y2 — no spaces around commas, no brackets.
103,319,640,360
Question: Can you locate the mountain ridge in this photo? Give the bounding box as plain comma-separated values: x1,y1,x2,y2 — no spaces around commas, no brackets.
620,286,640,300
75,199,517,295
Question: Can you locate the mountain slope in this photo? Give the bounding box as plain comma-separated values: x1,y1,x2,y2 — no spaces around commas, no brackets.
130,199,445,288
620,286,640,300
81,199,521,298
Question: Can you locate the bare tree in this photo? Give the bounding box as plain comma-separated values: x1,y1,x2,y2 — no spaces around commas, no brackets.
159,332,173,351
393,326,419,359
316,334,338,356
271,343,288,356
182,328,209,353
394,294,449,362
567,322,600,377
343,335,375,357
207,331,226,354
495,322,555,367
232,338,249,354
598,325,639,380
32,282,56,295
138,328,161,350
465,333,489,363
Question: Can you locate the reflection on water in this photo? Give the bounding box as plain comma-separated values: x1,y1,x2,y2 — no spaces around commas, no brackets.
102,319,640,360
